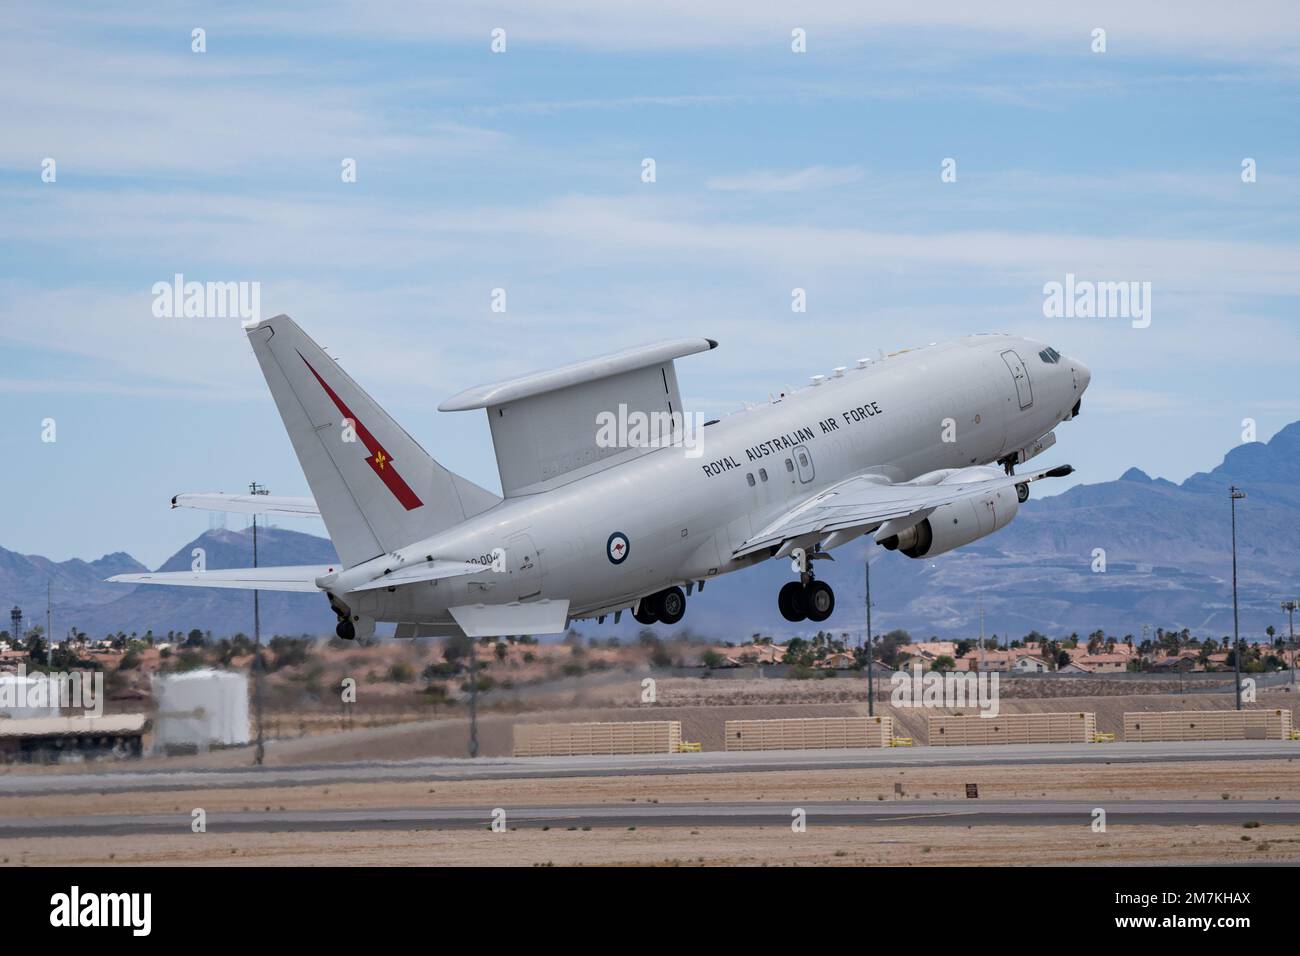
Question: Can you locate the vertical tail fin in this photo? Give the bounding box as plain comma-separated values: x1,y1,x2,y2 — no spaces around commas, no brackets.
244,314,500,567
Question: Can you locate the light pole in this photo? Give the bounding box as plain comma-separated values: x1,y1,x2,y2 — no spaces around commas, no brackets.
1230,485,1245,710
1284,598,1294,686
468,637,479,758
250,481,269,765
865,557,874,717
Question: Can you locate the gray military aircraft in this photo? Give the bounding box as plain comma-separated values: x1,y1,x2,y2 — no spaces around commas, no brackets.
110,315,1090,640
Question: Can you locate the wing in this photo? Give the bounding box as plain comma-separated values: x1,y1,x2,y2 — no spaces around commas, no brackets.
108,566,333,592
171,492,320,518
449,599,571,637
733,464,1073,559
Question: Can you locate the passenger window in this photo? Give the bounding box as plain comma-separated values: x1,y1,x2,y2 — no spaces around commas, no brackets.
799,453,809,467
759,468,768,482
746,473,755,487
785,458,794,472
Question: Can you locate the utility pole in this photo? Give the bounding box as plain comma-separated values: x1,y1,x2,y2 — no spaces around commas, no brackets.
468,637,480,757
250,481,269,765
46,583,53,668
1230,485,1246,710
1282,600,1298,688
865,558,874,717
979,595,986,672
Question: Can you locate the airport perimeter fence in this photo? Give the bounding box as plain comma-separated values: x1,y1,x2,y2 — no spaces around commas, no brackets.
512,720,682,756
927,712,1097,746
722,716,894,751
1123,709,1293,741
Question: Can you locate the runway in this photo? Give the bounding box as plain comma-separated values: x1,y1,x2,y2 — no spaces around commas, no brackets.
2,799,1297,837
0,739,1296,798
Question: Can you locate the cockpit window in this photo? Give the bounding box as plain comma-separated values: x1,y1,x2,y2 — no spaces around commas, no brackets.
1038,347,1061,364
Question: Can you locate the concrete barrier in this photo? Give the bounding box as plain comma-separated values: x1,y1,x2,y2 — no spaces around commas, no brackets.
723,716,893,751
928,712,1096,746
512,720,682,756
1123,709,1294,742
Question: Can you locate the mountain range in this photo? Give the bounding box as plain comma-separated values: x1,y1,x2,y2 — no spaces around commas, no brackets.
4,423,1299,643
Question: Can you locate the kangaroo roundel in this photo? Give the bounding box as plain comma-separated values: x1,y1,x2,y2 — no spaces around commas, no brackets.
606,531,630,565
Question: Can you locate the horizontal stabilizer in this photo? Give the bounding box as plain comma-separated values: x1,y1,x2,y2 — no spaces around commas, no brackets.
107,566,333,593
172,492,319,518
350,559,495,592
449,599,570,637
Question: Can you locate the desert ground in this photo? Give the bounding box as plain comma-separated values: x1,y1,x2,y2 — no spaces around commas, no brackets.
4,655,1298,866
3,757,1299,866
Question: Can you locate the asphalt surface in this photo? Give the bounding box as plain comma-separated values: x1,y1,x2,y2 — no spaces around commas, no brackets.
0,740,1296,797
1,800,1297,837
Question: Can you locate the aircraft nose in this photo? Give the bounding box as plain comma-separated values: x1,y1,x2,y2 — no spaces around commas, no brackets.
1074,359,1091,393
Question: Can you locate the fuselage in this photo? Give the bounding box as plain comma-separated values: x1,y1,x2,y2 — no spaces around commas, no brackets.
348,334,1089,625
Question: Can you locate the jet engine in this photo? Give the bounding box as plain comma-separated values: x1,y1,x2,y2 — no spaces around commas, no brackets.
879,472,1020,559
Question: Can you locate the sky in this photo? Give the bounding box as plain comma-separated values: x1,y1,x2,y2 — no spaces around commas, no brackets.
2,1,1299,568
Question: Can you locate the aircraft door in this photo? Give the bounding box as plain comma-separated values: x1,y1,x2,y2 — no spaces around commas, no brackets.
505,532,542,600
1001,349,1033,410
793,444,815,483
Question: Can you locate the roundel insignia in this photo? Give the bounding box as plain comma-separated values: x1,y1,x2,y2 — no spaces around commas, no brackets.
606,531,630,565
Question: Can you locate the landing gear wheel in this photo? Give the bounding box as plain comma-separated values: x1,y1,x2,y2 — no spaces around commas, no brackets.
804,580,835,623
1016,482,1029,503
632,601,658,625
655,586,686,625
778,581,808,622
335,619,356,641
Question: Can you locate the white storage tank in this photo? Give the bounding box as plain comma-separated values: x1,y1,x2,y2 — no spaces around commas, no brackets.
0,673,62,720
154,669,250,751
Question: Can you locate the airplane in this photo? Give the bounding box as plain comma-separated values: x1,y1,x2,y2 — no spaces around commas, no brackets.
110,315,1091,641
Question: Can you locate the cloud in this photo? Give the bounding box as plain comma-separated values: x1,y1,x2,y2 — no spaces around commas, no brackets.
0,16,508,178
87,0,1300,58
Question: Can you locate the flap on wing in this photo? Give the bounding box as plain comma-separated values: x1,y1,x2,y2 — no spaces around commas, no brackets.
172,492,319,518
734,464,1072,558
108,565,333,592
449,599,570,637
438,338,716,497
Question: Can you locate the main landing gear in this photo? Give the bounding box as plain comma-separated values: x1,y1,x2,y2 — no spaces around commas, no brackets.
777,548,835,623
778,580,835,622
328,593,356,640
999,454,1031,503
632,586,687,626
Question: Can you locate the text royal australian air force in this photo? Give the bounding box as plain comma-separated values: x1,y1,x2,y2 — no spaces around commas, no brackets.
700,400,883,478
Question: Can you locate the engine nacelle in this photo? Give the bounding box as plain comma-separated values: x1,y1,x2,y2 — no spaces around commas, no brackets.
879,483,1020,559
